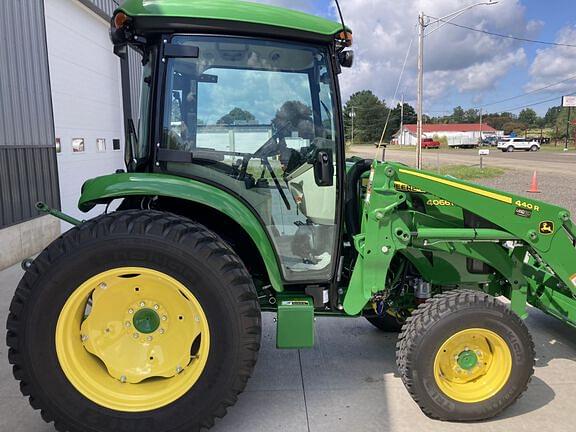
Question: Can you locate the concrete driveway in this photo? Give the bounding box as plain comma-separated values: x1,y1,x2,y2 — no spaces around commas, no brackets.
2,262,576,432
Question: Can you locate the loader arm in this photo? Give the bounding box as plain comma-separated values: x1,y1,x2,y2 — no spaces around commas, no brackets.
344,161,576,327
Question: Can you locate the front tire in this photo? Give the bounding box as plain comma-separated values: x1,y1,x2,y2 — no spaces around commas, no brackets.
396,290,534,421
507,146,515,152
530,145,539,152
7,210,261,432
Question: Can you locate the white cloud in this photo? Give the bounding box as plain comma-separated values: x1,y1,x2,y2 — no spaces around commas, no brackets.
334,0,537,105
525,26,576,94
247,1,538,107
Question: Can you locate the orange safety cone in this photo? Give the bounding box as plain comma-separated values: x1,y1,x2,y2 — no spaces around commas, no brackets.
527,171,540,193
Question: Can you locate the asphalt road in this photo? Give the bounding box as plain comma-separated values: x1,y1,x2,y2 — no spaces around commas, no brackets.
350,145,576,176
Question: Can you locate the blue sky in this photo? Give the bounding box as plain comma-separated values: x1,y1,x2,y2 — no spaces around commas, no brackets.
256,0,576,117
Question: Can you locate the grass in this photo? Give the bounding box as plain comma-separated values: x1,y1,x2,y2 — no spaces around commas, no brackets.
428,164,505,181
538,144,575,153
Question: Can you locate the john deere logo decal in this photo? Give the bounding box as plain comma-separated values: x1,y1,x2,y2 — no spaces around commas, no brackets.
539,221,554,235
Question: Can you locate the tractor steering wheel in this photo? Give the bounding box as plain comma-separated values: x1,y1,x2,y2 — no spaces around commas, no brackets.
236,124,292,180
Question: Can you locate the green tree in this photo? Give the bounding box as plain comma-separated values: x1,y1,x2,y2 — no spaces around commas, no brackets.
451,106,465,123
343,90,389,143
217,107,256,125
553,107,576,142
502,121,527,135
463,108,480,123
484,112,515,131
518,108,538,127
543,106,562,127
388,102,417,141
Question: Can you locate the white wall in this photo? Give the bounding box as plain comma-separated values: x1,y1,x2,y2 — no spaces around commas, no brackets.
45,0,125,230
399,129,502,146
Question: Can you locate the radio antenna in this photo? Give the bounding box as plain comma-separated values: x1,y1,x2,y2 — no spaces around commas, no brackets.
334,0,347,32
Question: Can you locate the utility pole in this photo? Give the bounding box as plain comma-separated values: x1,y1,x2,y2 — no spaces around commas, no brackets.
416,11,424,168
400,93,404,146
351,106,355,146
565,106,571,152
479,108,483,145
415,1,498,168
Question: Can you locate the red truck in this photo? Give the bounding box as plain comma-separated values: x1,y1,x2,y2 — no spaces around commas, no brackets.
421,137,440,149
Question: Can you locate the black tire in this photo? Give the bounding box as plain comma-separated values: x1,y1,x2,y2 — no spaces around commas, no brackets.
365,313,404,332
396,290,534,421
530,145,539,152
6,210,261,432
507,145,515,152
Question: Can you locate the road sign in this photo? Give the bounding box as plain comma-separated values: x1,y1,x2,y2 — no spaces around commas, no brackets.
478,149,490,156
562,96,576,107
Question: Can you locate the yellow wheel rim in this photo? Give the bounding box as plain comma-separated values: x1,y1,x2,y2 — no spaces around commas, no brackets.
433,328,512,403
56,267,210,412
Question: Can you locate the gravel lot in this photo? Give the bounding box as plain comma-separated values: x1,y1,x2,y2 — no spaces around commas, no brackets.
479,170,576,217
349,145,576,217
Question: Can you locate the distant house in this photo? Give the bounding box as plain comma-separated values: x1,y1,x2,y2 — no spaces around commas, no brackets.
393,124,502,146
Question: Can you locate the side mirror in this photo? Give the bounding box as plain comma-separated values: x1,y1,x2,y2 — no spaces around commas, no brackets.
313,149,334,186
338,50,354,68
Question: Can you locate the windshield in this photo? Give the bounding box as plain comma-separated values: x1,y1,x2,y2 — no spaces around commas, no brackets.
160,35,339,282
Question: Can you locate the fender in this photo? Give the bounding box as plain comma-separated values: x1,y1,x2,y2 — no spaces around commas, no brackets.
79,172,284,292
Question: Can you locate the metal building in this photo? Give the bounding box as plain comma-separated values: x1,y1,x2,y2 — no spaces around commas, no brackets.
0,0,141,269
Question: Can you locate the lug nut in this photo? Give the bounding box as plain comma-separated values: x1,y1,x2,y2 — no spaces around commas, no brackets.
146,336,153,342
133,332,139,339
81,335,88,342
99,282,107,289
159,328,165,334
161,315,167,321
128,308,134,314
176,366,183,374
120,375,127,383
154,304,159,310
140,301,146,308
125,321,131,328
194,316,200,322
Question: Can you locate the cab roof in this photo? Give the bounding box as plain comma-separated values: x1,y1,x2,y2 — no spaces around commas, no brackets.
116,0,346,39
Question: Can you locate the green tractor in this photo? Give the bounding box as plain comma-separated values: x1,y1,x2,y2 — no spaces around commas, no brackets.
7,1,576,430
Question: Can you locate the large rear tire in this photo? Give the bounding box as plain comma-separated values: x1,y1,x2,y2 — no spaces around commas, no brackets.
396,290,534,421
6,210,261,432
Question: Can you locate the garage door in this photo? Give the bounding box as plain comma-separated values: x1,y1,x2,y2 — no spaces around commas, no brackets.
45,0,125,229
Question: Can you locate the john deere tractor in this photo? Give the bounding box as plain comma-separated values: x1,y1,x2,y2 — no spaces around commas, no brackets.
7,1,576,431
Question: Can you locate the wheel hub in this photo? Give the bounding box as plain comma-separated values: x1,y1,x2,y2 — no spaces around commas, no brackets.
456,349,478,371
79,270,206,384
133,308,160,334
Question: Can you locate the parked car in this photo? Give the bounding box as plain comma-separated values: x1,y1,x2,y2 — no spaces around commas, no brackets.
421,137,440,149
497,137,540,152
481,136,498,146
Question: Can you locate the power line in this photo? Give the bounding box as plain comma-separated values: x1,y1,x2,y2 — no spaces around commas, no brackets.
476,73,576,109
428,17,576,48
428,73,576,115
499,91,576,113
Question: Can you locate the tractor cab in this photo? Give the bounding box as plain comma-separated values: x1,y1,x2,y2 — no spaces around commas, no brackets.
110,0,354,284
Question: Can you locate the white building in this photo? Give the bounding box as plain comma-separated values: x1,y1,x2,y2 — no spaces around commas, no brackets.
394,124,502,147
0,0,141,269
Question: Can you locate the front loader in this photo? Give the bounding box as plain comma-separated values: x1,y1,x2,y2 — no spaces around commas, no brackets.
6,0,576,430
